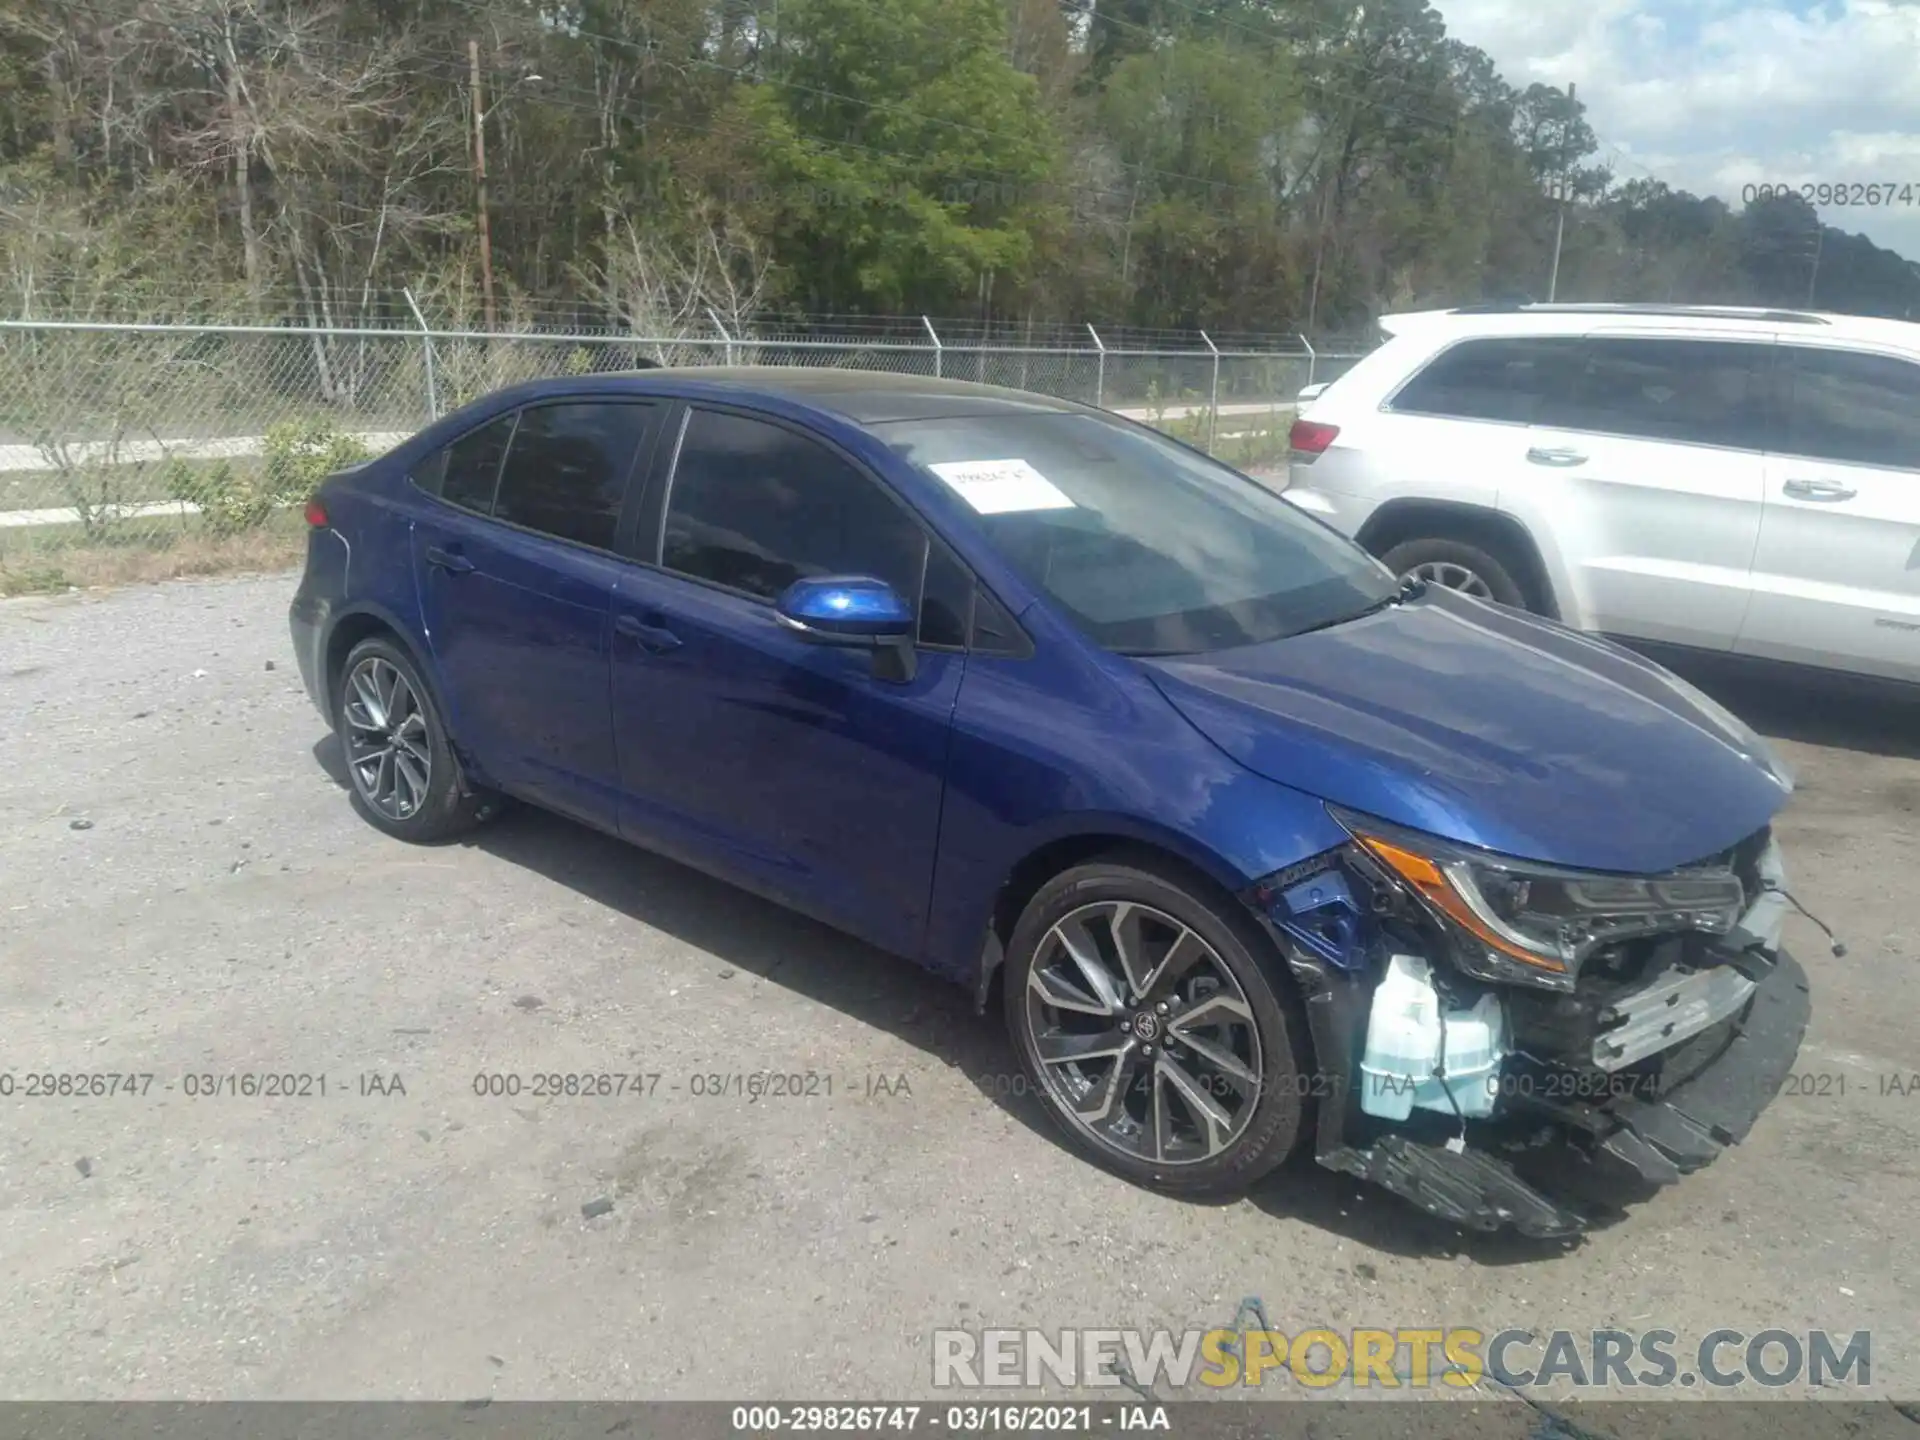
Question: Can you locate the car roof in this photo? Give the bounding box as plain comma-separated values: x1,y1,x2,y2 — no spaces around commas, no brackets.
579,365,1098,425
1378,303,1920,350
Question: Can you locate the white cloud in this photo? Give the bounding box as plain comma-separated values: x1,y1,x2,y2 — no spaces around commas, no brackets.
1430,0,1920,260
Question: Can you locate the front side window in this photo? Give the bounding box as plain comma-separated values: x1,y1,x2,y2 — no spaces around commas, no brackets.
1390,338,1584,425
661,408,931,610
1544,338,1769,449
878,412,1396,656
917,540,974,650
492,402,652,550
1779,347,1920,470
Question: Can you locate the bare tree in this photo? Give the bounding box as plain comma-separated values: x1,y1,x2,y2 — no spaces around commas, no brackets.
587,207,772,363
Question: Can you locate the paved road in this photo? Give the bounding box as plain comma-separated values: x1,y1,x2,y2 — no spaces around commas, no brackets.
1,575,1915,1407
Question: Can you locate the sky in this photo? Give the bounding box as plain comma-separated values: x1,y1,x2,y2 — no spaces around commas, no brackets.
1430,0,1920,263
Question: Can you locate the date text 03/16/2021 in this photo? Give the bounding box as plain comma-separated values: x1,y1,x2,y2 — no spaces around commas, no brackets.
0,1069,920,1100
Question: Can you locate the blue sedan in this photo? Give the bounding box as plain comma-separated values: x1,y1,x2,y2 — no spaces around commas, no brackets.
290,369,1810,1237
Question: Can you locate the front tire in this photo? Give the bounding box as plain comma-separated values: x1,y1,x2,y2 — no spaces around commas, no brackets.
1003,855,1312,1197
335,636,496,843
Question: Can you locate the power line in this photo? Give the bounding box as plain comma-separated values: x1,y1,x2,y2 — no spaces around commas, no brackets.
439,0,1284,204
1080,0,1664,193
449,0,1635,207
52,0,1292,211
51,0,1651,217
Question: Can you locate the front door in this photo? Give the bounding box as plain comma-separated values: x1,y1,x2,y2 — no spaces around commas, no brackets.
1734,344,1920,682
610,406,968,958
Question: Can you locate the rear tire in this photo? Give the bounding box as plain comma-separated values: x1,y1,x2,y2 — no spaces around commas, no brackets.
335,636,498,843
1382,536,1532,611
1003,854,1312,1198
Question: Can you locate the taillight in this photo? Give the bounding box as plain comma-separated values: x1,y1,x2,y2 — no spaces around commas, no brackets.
303,498,330,528
1288,419,1341,461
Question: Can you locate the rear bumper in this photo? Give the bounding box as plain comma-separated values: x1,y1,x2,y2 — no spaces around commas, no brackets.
1277,483,1365,535
1322,947,1810,1239
288,592,331,720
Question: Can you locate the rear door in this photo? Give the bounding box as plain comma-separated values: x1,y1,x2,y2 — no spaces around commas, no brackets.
1514,333,1774,649
1737,344,1920,681
411,399,661,830
1373,334,1579,517
608,405,969,959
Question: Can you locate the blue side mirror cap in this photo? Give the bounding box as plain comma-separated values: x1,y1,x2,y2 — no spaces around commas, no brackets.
775,575,914,640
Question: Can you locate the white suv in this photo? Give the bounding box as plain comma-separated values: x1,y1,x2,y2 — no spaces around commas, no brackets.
1283,303,1920,686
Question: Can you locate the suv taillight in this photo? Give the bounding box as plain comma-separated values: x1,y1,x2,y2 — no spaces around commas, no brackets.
303,497,330,528
1288,419,1340,462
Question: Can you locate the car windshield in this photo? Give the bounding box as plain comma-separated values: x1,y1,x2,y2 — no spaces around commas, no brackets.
876,411,1398,655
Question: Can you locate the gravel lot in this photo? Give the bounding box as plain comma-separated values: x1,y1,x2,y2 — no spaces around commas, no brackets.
2,573,1917,1408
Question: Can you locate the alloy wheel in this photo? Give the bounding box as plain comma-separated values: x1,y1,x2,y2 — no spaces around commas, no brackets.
342,656,432,821
1403,560,1494,600
1023,901,1264,1166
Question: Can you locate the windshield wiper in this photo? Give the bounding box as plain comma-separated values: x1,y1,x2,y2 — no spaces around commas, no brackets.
1285,575,1425,638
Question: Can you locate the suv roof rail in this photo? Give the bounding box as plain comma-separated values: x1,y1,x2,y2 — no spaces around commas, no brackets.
1446,302,1832,326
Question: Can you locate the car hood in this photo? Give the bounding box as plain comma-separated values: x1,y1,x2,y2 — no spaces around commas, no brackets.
1139,589,1791,874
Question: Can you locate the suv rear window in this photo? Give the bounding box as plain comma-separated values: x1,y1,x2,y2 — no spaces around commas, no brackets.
1390,338,1583,424
1393,334,1772,450
1546,338,1769,449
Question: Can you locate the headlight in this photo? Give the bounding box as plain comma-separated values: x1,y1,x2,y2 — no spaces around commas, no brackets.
1331,810,1748,992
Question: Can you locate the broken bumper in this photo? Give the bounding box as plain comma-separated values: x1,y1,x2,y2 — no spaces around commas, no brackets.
1324,947,1811,1239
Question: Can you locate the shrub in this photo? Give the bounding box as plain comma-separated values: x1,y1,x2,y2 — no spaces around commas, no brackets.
162,457,276,534
262,417,372,504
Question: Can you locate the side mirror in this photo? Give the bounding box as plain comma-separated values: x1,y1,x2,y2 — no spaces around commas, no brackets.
774,575,917,681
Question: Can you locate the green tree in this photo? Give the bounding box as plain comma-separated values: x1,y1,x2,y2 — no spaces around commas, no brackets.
1098,36,1300,328
731,0,1061,312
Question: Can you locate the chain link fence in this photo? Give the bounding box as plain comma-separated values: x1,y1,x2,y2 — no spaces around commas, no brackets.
0,318,1373,593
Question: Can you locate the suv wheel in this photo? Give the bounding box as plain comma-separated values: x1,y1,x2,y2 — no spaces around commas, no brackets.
1004,856,1311,1197
1382,536,1530,610
336,636,498,843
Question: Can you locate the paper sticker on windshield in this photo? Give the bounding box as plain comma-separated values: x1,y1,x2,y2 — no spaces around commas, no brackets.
928,459,1075,515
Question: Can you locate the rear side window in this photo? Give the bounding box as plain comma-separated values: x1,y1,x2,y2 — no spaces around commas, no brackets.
413,413,516,514
1390,338,1583,424
492,402,652,550
661,408,930,606
1546,338,1769,449
1778,348,1920,470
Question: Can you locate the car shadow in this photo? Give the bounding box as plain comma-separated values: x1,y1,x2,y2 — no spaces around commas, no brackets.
310,735,1582,1264
1628,646,1920,762
1245,1159,1591,1265
309,737,1059,1143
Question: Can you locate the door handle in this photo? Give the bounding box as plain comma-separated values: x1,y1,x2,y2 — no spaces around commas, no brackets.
424,545,474,574
1782,478,1857,502
1526,446,1589,468
614,612,683,654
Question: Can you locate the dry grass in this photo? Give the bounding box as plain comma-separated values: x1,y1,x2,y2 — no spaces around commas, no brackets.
0,526,304,597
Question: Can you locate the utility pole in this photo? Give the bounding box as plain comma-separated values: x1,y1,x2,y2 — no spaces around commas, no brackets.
1806,223,1824,308
1305,180,1333,339
469,39,497,332
1547,82,1575,303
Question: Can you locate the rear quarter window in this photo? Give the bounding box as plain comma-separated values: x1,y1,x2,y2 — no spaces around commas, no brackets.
410,412,517,514
1389,337,1585,424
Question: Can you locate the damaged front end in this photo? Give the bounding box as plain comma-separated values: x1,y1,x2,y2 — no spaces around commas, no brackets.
1244,811,1812,1240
